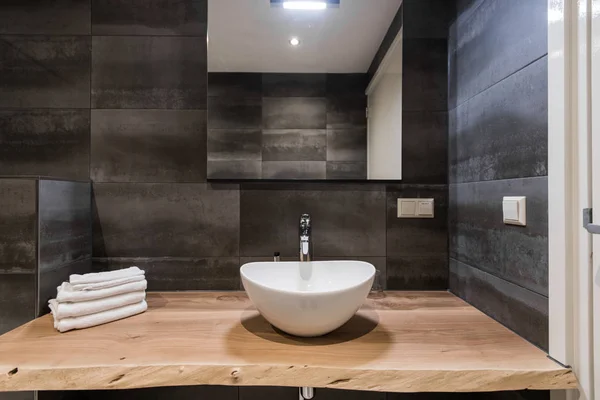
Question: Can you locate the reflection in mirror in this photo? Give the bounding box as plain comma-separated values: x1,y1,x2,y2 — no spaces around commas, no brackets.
207,0,403,180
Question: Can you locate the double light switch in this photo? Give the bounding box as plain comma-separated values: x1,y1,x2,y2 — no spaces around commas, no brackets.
397,198,434,218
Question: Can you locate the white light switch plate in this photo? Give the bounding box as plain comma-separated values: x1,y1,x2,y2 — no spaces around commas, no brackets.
397,198,434,218
503,196,526,226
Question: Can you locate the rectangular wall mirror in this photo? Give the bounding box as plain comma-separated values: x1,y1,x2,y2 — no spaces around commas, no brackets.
207,0,403,180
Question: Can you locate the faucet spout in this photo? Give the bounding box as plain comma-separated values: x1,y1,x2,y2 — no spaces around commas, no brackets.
299,214,312,262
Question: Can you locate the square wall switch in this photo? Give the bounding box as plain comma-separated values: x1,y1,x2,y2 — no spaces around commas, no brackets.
397,198,434,218
503,196,526,226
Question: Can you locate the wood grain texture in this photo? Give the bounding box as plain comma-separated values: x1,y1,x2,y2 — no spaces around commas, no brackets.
0,292,576,393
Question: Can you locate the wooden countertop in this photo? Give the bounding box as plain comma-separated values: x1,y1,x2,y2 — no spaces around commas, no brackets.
0,291,576,393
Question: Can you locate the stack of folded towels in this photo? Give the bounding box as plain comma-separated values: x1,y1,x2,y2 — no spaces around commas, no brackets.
49,267,148,333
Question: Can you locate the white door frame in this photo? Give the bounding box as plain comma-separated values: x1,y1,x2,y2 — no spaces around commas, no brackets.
548,0,595,399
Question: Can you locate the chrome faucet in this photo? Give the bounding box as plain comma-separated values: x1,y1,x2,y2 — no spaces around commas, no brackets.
299,214,312,262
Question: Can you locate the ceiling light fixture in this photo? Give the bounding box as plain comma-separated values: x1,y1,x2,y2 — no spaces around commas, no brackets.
283,1,327,10
289,37,300,46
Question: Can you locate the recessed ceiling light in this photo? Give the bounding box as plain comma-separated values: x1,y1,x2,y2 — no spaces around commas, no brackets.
283,1,327,10
289,37,300,46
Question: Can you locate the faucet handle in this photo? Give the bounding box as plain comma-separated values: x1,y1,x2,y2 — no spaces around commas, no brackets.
299,213,311,236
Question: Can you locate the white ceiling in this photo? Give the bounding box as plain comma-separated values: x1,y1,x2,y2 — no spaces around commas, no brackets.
208,0,403,73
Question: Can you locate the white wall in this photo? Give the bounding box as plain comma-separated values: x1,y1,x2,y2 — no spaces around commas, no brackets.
366,28,402,180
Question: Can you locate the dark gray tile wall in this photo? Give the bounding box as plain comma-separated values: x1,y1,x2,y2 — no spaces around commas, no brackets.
38,180,92,314
448,0,550,350
0,178,90,400
207,73,367,180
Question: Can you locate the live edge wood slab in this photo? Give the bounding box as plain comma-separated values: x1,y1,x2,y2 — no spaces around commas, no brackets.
0,291,576,393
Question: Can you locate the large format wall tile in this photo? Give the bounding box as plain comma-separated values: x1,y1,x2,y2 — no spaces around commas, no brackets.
262,161,326,180
92,36,206,109
449,177,548,296
387,254,448,290
0,273,35,334
326,96,367,129
0,0,90,35
448,0,548,107
262,129,327,162
39,180,92,272
92,0,207,36
450,259,548,350
449,57,548,183
0,110,90,180
326,128,367,162
92,183,239,258
207,160,262,180
91,110,207,182
0,36,91,108
208,73,262,98
403,38,448,112
93,257,240,290
263,97,327,130
39,257,91,315
0,180,37,273
240,183,386,257
403,0,455,39
326,162,367,180
326,74,368,98
208,129,262,161
386,185,448,290
402,111,448,183
263,73,326,97
207,97,262,129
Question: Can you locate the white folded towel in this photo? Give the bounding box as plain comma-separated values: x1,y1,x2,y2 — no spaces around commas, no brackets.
56,279,147,303
51,300,148,333
70,267,144,285
48,291,146,319
70,274,145,291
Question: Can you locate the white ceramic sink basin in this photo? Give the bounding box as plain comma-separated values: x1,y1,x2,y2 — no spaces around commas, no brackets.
240,260,375,337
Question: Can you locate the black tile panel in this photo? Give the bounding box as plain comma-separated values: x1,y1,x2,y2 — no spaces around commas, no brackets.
0,273,35,335
208,73,262,98
450,258,548,350
326,162,367,180
0,36,91,108
91,110,207,182
386,184,448,257
240,183,386,257
92,183,239,258
449,57,548,183
93,257,240,291
208,97,262,129
263,97,327,130
92,36,206,109
92,0,207,36
448,0,548,107
402,111,448,184
0,109,90,180
326,128,367,162
207,161,262,180
0,179,37,273
0,0,90,35
262,161,326,180
449,177,548,296
262,129,327,162
402,38,448,112
207,129,262,161
38,180,92,273
38,257,92,316
263,73,326,97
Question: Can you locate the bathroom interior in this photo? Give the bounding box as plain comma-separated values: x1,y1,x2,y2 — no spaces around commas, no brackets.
0,0,560,399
